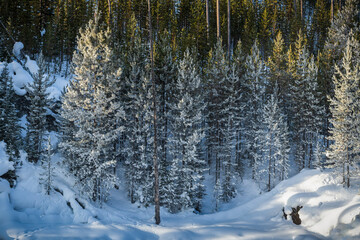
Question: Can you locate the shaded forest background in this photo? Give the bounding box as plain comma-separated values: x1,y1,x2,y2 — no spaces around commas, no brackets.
1,0,358,63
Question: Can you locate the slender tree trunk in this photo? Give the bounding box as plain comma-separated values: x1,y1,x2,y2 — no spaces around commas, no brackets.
47,155,50,195
216,0,220,39
206,0,210,41
347,163,350,188
268,137,272,192
309,141,313,169
345,150,349,187
300,0,303,21
331,0,334,21
343,159,345,185
236,130,239,173
107,0,112,26
147,0,160,225
227,0,231,59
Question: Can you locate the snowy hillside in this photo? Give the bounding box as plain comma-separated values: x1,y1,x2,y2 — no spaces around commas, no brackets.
1,147,359,240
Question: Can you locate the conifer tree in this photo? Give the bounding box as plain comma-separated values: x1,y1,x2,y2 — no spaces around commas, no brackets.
25,53,54,163
232,41,247,175
168,49,206,213
309,0,330,53
206,39,229,188
303,56,324,168
221,66,242,202
268,31,287,96
326,36,360,188
125,68,154,206
0,64,21,186
122,14,154,206
60,16,125,205
291,42,324,170
320,0,360,147
0,64,21,161
260,83,290,191
243,41,266,182
155,31,177,206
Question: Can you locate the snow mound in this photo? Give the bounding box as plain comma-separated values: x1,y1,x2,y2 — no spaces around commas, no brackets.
12,42,24,58
1,52,69,99
25,55,39,75
7,61,33,96
0,142,13,176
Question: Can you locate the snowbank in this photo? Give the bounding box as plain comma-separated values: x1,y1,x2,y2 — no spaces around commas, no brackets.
1,163,359,239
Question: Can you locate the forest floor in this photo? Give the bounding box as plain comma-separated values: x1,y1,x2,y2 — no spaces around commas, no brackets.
1,151,360,240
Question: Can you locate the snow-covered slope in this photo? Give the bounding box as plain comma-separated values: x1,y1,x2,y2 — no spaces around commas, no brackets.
0,154,359,239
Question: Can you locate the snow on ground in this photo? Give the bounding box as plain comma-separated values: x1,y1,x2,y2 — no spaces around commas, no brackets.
1,154,360,240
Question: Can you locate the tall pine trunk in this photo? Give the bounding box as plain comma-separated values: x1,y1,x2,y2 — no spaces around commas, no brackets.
206,0,209,42
147,0,160,225
216,0,220,38
227,0,231,59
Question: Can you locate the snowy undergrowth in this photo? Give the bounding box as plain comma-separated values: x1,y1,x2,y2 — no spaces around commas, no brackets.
0,54,68,100
1,153,360,239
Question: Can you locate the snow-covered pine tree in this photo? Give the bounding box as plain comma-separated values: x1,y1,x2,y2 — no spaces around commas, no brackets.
323,0,360,70
125,69,154,206
291,44,308,170
58,84,80,174
304,56,325,169
40,136,54,195
60,16,125,205
25,52,54,163
291,37,324,171
326,35,360,188
232,41,247,174
206,39,234,210
221,66,241,203
168,49,206,213
205,39,229,178
261,83,290,191
243,41,266,182
122,14,154,206
155,31,177,207
320,0,360,149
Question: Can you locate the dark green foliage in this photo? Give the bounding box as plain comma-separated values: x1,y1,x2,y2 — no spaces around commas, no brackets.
0,64,21,161
0,0,347,64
